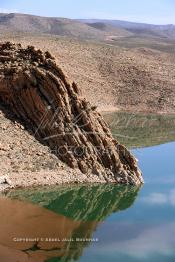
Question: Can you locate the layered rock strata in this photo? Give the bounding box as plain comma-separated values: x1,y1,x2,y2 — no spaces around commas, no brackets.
0,42,143,185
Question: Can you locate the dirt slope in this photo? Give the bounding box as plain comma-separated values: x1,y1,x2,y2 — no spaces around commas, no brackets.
3,34,175,114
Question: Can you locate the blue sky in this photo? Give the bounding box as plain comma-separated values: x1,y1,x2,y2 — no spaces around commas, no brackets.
0,0,175,25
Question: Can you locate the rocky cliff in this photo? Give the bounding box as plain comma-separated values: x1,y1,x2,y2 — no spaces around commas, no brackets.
0,42,143,185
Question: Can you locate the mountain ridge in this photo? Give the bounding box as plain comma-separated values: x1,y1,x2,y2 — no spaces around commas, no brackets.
0,13,131,40
79,19,175,39
0,12,175,40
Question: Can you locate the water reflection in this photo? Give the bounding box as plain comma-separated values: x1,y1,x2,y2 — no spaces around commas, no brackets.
104,111,175,148
2,112,174,262
0,185,140,262
73,142,175,262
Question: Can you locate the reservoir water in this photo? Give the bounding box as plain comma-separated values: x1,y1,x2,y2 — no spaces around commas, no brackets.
1,112,175,262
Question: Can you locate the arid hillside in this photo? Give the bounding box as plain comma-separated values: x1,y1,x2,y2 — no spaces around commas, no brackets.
0,13,174,113
80,19,175,39
2,34,175,114
1,13,175,40
0,13,131,40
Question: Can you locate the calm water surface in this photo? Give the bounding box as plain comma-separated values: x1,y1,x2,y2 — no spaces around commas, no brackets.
1,112,175,262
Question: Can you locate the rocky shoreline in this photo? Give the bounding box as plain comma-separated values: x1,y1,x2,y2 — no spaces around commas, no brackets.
0,171,118,192
0,104,143,192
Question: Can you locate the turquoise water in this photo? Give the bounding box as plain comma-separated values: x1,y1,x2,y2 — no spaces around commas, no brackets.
1,112,175,261
77,142,175,262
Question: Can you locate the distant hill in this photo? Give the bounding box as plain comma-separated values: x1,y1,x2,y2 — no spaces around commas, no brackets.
86,22,133,39
0,13,131,40
0,13,105,39
79,19,175,39
0,13,175,41
0,13,175,115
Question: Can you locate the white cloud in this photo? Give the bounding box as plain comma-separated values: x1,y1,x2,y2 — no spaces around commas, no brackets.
0,8,18,14
142,192,167,204
95,222,175,258
141,189,175,206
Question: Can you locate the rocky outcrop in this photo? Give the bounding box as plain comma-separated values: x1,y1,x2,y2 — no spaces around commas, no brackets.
0,42,143,185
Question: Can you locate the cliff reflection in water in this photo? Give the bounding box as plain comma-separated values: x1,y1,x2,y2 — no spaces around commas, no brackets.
104,111,175,148
1,184,140,262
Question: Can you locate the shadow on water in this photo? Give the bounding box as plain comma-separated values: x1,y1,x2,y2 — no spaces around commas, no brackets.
0,184,140,262
104,111,175,149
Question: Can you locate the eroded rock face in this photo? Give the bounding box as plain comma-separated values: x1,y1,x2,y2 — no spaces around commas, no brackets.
0,42,143,185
